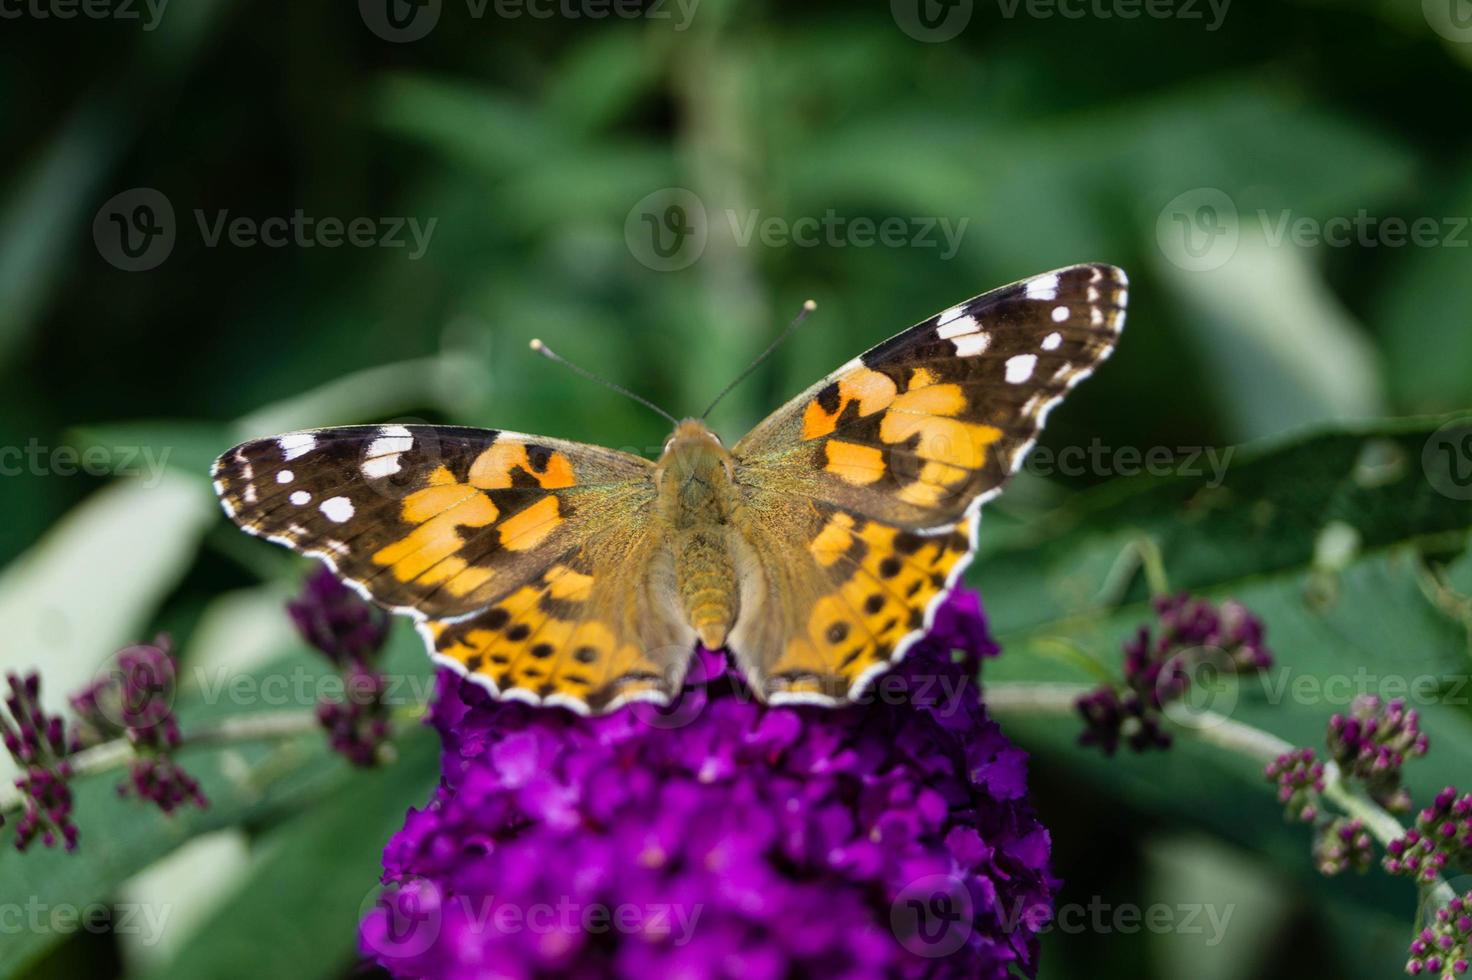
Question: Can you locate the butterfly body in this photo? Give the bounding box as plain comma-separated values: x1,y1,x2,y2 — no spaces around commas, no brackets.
654,419,742,649
213,264,1128,713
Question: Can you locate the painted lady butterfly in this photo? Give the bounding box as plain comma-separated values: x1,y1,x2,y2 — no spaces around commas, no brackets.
213,264,1127,712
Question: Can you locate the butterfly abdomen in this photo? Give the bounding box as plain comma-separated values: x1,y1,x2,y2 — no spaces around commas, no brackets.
655,420,743,649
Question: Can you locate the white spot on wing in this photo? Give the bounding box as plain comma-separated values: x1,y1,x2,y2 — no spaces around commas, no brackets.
1005,354,1037,383
936,303,968,326
279,433,316,461
1024,274,1059,301
364,426,414,479
952,332,990,357
290,490,310,506
936,315,979,339
362,455,402,479
1050,305,1069,323
320,496,354,523
277,469,294,484
1041,332,1062,351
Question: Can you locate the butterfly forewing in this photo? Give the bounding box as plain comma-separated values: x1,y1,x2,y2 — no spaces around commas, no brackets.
727,264,1127,703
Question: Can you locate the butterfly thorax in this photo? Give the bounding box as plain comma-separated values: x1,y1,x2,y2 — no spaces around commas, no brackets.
654,419,741,650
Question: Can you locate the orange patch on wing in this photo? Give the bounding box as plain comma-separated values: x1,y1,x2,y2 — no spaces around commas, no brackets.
824,440,886,485
880,411,1002,471
809,512,856,566
801,367,899,439
470,441,577,490
546,564,594,601
374,477,499,582
498,496,562,551
908,367,939,389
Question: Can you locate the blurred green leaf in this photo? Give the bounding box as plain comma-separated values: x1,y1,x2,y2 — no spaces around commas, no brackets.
978,418,1472,975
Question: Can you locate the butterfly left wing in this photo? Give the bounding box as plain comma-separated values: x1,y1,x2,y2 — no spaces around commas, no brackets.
728,264,1127,703
213,425,697,712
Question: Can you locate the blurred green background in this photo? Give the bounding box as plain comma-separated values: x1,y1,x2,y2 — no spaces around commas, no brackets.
3,0,1472,977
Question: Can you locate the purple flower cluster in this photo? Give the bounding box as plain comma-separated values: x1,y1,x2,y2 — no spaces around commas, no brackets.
361,589,1058,979
1327,696,1428,813
1407,892,1471,978
1385,788,1472,885
288,567,392,766
1,672,77,851
71,637,206,815
1313,817,1372,876
1077,593,1272,755
1265,748,1325,824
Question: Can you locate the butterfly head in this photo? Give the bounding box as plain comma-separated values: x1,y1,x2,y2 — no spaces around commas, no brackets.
656,419,733,490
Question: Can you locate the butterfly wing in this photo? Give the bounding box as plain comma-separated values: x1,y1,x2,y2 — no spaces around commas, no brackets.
729,264,1127,703
213,425,696,711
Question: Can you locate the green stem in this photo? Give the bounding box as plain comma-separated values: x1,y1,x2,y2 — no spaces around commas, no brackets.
983,680,1458,909
1,703,426,819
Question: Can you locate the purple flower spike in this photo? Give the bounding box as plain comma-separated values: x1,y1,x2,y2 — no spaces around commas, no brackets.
2,671,78,851
1406,892,1472,978
361,588,1058,979
71,636,206,816
1265,748,1325,824
1327,696,1428,813
1385,787,1472,884
1313,817,1373,876
1077,594,1272,756
290,566,393,767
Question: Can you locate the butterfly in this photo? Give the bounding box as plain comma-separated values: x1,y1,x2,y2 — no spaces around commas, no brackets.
213,264,1127,713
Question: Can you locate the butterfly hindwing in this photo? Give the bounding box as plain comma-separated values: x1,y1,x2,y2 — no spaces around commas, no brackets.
727,264,1128,703
213,425,696,711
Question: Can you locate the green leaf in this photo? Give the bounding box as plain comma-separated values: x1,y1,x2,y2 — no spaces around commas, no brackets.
144,730,438,980
975,418,1472,972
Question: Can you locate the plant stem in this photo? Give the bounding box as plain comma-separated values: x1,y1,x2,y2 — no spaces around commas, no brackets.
983,680,1458,909
0,703,426,819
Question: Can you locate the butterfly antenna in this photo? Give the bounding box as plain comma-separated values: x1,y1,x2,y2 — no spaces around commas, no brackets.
528,339,679,426
700,299,817,420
